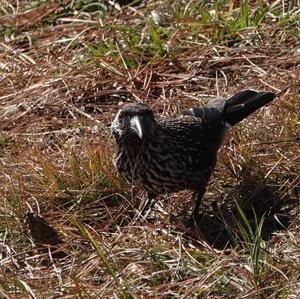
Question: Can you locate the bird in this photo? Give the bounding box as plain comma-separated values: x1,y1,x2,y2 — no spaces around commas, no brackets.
111,90,275,217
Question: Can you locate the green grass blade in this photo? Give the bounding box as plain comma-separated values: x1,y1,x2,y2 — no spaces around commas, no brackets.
75,221,132,299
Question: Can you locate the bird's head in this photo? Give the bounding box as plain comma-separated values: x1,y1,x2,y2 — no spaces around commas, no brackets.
111,103,156,142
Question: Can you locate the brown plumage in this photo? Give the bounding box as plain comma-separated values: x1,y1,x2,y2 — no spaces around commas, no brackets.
111,90,275,216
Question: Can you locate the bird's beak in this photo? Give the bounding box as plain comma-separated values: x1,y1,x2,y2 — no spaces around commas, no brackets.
130,116,143,139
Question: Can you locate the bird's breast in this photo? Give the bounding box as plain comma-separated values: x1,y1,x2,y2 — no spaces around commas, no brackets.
113,134,215,194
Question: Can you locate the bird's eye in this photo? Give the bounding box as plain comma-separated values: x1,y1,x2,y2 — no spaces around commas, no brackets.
118,112,128,121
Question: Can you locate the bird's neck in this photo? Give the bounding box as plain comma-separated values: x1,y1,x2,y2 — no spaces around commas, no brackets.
117,133,144,153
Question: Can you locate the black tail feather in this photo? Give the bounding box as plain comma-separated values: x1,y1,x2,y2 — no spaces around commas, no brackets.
224,90,275,126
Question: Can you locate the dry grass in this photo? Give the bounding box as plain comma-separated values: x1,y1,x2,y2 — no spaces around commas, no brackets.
0,0,299,298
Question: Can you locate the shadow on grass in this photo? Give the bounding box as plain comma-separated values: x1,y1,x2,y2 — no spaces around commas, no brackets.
184,182,298,250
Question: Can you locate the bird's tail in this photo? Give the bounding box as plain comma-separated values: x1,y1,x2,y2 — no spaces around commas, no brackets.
223,90,275,126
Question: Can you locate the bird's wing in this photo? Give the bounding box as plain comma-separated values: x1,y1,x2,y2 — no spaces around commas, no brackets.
180,97,226,126
179,89,275,126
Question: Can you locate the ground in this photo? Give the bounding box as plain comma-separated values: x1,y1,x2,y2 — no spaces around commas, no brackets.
0,1,299,298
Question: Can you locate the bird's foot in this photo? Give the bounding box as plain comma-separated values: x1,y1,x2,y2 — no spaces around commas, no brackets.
182,211,203,227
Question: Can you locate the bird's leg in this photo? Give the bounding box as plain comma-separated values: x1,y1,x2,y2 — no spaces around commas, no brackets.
192,186,206,217
139,192,156,216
